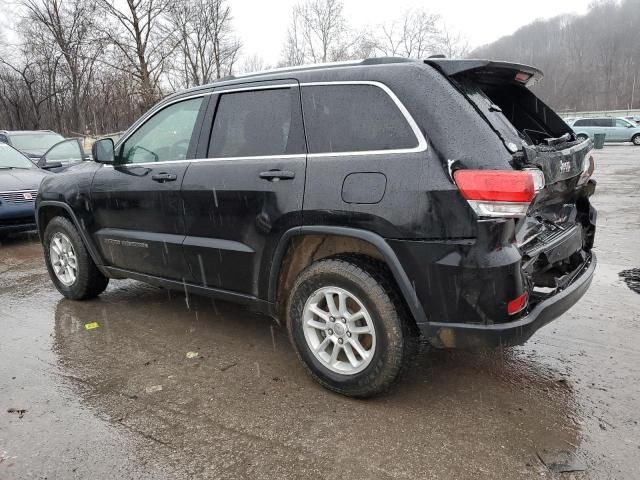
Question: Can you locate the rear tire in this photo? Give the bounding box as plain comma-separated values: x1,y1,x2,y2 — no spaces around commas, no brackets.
43,216,109,300
287,256,416,397
632,134,640,146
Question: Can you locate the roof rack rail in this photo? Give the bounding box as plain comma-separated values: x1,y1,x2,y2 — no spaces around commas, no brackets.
360,57,415,65
222,57,416,82
215,75,236,83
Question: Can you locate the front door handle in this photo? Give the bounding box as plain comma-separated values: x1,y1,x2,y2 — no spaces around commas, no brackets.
259,170,295,181
152,173,177,183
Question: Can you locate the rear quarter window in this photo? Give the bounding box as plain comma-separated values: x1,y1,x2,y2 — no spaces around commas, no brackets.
301,84,418,154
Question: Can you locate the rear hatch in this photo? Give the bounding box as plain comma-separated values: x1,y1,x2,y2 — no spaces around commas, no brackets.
427,59,596,302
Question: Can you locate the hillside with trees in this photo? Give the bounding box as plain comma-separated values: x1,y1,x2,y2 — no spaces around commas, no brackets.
472,0,640,112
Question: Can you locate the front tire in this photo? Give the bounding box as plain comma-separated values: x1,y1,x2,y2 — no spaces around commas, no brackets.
632,134,640,146
43,216,109,300
287,256,415,397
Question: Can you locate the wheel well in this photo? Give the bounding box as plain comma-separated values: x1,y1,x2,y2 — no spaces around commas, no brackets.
38,206,72,238
275,234,412,322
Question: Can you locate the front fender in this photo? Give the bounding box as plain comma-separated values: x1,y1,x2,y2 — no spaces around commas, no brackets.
36,200,106,272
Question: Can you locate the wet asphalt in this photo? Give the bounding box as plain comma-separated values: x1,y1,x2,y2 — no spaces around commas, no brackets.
1,146,639,479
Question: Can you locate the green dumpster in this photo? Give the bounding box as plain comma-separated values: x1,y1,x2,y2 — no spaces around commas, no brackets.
593,133,606,149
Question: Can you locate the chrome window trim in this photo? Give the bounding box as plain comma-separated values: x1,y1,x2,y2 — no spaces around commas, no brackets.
113,84,299,165
109,80,427,168
102,154,307,168
213,83,298,94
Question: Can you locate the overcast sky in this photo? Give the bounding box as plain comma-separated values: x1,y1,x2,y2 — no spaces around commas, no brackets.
0,0,592,65
234,0,592,66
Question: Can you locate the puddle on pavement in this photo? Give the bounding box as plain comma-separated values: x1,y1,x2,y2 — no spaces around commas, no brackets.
50,282,585,478
3,230,637,478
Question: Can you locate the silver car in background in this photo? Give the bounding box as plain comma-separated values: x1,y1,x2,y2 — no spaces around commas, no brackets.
569,117,640,145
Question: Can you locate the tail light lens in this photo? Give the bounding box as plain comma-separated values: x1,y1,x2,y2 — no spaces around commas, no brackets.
577,151,595,187
507,292,529,315
453,169,545,218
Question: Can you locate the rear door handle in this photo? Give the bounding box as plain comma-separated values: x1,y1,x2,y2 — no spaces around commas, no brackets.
152,173,177,183
259,170,295,181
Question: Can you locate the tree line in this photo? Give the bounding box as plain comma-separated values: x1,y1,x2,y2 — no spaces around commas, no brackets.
472,0,640,113
0,0,468,136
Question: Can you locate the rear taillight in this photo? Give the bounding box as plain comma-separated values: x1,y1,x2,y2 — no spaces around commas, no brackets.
577,151,595,187
507,292,529,315
454,169,545,218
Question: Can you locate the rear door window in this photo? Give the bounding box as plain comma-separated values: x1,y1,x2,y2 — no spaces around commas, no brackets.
208,87,305,158
301,84,418,154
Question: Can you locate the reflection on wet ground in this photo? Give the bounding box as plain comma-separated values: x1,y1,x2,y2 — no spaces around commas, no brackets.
2,147,640,479
619,268,640,295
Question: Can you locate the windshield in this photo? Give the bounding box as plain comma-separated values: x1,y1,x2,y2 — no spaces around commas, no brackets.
0,143,37,169
10,133,65,151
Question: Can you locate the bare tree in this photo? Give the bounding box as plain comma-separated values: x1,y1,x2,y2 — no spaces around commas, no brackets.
21,0,99,133
237,53,268,74
372,9,440,58
166,0,241,88
281,0,356,66
436,24,470,58
96,0,174,111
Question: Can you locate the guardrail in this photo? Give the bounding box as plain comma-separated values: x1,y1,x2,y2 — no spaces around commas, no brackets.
559,109,640,119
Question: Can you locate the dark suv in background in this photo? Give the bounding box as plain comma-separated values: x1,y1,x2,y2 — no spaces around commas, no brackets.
36,58,597,397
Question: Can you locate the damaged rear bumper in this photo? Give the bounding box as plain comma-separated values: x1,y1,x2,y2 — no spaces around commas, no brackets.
421,252,596,349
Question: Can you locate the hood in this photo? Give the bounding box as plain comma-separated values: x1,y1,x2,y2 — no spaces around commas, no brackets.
0,168,50,191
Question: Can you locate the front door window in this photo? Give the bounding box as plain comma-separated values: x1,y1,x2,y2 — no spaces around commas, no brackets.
120,97,204,164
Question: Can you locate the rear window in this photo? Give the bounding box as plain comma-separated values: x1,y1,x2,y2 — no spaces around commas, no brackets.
208,88,305,158
301,84,418,154
454,76,572,146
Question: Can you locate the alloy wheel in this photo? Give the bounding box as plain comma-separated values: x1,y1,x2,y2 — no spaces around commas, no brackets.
50,232,78,286
302,286,376,375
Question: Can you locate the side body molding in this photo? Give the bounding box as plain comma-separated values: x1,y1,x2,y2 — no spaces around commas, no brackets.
268,226,428,326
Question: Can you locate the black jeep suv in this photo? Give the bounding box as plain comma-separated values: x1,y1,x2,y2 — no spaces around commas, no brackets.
36,58,597,397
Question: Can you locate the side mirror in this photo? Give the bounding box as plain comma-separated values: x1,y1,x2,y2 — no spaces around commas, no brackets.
92,138,115,164
41,161,63,170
